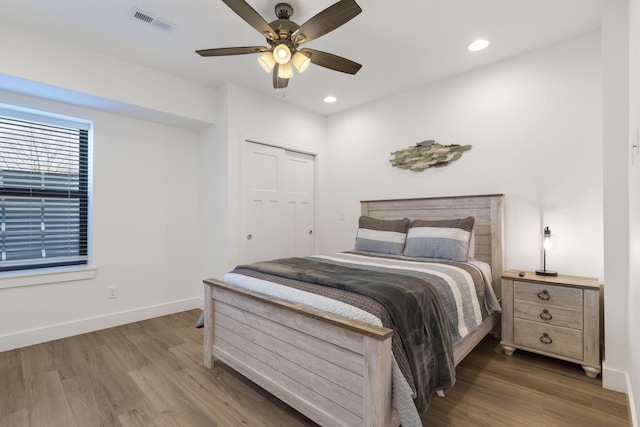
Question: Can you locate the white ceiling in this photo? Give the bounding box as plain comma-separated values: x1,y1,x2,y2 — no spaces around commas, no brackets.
0,0,602,116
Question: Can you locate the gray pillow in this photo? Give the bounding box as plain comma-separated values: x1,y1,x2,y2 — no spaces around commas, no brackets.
355,216,410,255
404,217,475,262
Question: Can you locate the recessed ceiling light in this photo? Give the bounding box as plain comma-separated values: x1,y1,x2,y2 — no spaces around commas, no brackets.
468,39,490,52
324,96,337,103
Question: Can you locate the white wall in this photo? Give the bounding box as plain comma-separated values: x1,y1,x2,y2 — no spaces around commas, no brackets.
0,91,203,352
199,94,229,288
324,32,603,282
602,0,633,397
627,0,640,422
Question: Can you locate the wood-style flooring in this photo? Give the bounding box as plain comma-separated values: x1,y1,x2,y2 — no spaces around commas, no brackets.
0,309,630,426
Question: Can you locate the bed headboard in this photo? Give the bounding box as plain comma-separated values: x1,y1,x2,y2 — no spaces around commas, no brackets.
360,194,505,296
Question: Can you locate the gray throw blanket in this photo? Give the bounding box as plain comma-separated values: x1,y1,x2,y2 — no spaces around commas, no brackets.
235,257,456,413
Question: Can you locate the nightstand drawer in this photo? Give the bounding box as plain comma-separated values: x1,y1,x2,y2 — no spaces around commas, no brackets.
514,281,582,310
514,301,583,329
514,319,583,360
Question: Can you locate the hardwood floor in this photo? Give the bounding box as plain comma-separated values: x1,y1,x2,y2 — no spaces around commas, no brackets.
0,310,630,426
426,338,630,426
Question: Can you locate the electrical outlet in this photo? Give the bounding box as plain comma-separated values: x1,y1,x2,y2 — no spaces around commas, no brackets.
108,286,118,299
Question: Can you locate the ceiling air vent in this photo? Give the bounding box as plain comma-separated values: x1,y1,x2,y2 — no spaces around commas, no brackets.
131,8,176,32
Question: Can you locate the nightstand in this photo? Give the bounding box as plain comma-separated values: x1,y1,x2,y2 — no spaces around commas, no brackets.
500,270,601,378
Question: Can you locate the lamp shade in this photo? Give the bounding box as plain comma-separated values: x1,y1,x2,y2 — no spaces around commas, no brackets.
542,227,552,250
273,44,291,65
536,226,557,276
277,62,293,79
292,51,311,73
257,52,276,73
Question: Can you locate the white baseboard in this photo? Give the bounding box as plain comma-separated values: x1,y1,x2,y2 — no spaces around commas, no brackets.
628,374,638,427
0,297,201,353
603,365,638,427
603,364,630,393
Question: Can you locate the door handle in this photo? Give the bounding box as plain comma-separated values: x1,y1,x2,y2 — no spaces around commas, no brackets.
308,230,313,235
247,234,252,240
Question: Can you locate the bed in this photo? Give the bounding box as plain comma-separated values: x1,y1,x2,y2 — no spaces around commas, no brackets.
203,194,505,426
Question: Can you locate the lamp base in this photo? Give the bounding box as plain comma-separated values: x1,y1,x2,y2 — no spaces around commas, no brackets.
535,269,558,277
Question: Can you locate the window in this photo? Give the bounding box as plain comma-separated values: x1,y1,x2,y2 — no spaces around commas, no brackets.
0,106,90,272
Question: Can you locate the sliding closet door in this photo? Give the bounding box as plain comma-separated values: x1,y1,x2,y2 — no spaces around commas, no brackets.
241,141,315,264
282,149,315,257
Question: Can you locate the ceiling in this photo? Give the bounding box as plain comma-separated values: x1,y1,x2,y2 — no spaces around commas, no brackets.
0,0,602,116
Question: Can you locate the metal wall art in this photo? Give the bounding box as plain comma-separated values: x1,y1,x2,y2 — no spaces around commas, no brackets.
390,140,471,172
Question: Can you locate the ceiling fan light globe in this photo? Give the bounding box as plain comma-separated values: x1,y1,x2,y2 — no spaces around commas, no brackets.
277,62,294,79
258,52,276,73
273,44,292,64
292,52,311,73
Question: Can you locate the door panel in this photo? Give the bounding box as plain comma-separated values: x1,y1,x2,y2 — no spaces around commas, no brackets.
250,151,279,192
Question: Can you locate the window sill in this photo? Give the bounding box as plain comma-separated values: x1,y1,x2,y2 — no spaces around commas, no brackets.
0,265,97,290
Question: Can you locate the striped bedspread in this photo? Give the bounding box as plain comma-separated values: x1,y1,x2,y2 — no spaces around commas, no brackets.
317,252,494,343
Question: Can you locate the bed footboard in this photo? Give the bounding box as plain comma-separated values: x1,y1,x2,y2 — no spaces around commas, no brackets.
204,279,397,427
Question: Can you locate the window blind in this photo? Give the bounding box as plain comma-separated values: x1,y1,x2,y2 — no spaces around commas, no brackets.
0,113,89,271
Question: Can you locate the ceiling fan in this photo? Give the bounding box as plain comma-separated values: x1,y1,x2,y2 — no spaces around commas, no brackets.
196,0,363,89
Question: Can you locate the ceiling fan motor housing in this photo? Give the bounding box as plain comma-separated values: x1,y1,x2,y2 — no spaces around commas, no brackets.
275,3,293,20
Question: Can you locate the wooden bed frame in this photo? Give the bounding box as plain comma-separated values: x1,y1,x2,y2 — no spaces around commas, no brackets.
203,194,505,426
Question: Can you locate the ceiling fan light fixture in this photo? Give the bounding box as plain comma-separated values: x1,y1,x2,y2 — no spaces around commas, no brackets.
273,44,292,65
258,52,276,73
277,62,294,79
196,1,363,90
292,51,311,73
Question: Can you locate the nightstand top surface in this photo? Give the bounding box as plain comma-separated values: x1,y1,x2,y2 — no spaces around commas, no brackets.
502,269,601,289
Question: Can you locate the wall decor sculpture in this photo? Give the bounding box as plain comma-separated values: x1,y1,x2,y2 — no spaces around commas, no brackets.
390,140,472,172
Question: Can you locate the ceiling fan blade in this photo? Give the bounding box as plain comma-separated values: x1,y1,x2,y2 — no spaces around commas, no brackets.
196,46,268,57
273,65,290,89
221,0,278,41
293,0,362,44
300,48,362,74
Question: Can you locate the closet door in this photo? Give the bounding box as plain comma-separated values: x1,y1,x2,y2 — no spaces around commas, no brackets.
241,141,314,264
282,149,315,258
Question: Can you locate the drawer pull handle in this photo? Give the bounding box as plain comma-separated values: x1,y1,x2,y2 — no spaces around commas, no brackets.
539,309,553,320
537,290,551,301
540,333,553,344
